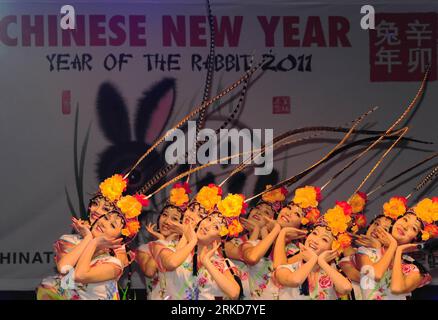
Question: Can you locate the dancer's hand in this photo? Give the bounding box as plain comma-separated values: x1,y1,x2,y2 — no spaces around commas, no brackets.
200,241,220,265
183,224,197,244
241,218,257,232
146,223,165,240
94,236,123,251
72,217,91,238
375,226,396,248
282,227,308,240
299,243,317,262
318,249,339,263
263,216,279,232
355,234,380,249
168,220,185,236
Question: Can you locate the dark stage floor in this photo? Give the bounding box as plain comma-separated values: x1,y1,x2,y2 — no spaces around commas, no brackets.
1,287,438,300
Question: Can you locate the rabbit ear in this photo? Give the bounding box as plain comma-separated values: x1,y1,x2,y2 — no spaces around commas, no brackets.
96,82,131,144
135,78,176,144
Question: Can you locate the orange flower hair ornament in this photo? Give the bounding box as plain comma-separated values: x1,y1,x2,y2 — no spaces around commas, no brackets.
290,185,322,227
301,208,321,226
261,185,288,211
195,183,223,213
405,197,438,240
422,223,438,241
168,182,192,209
347,192,368,233
217,193,247,238
320,201,353,253
331,232,353,254
410,197,438,224
98,174,149,239
383,196,408,221
292,185,322,210
349,192,367,214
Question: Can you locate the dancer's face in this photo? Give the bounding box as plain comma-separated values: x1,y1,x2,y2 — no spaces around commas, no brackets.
392,213,422,244
159,206,182,237
277,203,303,228
183,202,207,227
196,214,223,244
247,203,275,227
91,212,124,239
366,216,392,238
305,226,334,255
88,196,117,224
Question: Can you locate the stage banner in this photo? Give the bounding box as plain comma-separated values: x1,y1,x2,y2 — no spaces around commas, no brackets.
1,0,437,290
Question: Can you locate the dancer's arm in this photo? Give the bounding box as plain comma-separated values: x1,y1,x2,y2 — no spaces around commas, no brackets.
318,250,352,295
357,227,397,281
273,228,288,268
273,227,307,268
74,237,123,284
275,244,317,287
201,244,240,300
390,244,423,294
224,239,244,261
137,249,158,278
157,225,197,271
242,218,281,266
56,219,94,274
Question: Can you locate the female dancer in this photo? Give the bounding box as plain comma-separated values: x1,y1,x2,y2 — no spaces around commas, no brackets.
190,193,247,300
37,174,144,300
147,184,240,300
357,196,436,300
224,185,309,299
274,201,354,300
136,183,189,299
338,213,392,300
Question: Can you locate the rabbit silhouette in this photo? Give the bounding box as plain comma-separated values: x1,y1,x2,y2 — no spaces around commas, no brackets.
96,78,176,194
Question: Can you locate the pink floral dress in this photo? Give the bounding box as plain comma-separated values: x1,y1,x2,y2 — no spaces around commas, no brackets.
247,240,299,300
150,239,196,300
357,246,432,300
277,260,343,300
136,242,160,300
195,252,238,300
37,234,122,300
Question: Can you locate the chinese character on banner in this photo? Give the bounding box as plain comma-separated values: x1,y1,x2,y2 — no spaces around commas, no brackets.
369,13,436,81
272,96,291,114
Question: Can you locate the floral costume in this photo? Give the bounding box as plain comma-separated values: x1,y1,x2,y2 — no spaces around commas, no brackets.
248,240,299,300
136,242,160,300
151,239,196,300
277,260,344,300
36,234,122,300
195,251,238,300
357,246,431,300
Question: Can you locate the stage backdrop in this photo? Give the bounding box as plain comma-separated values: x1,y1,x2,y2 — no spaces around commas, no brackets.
1,0,438,290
